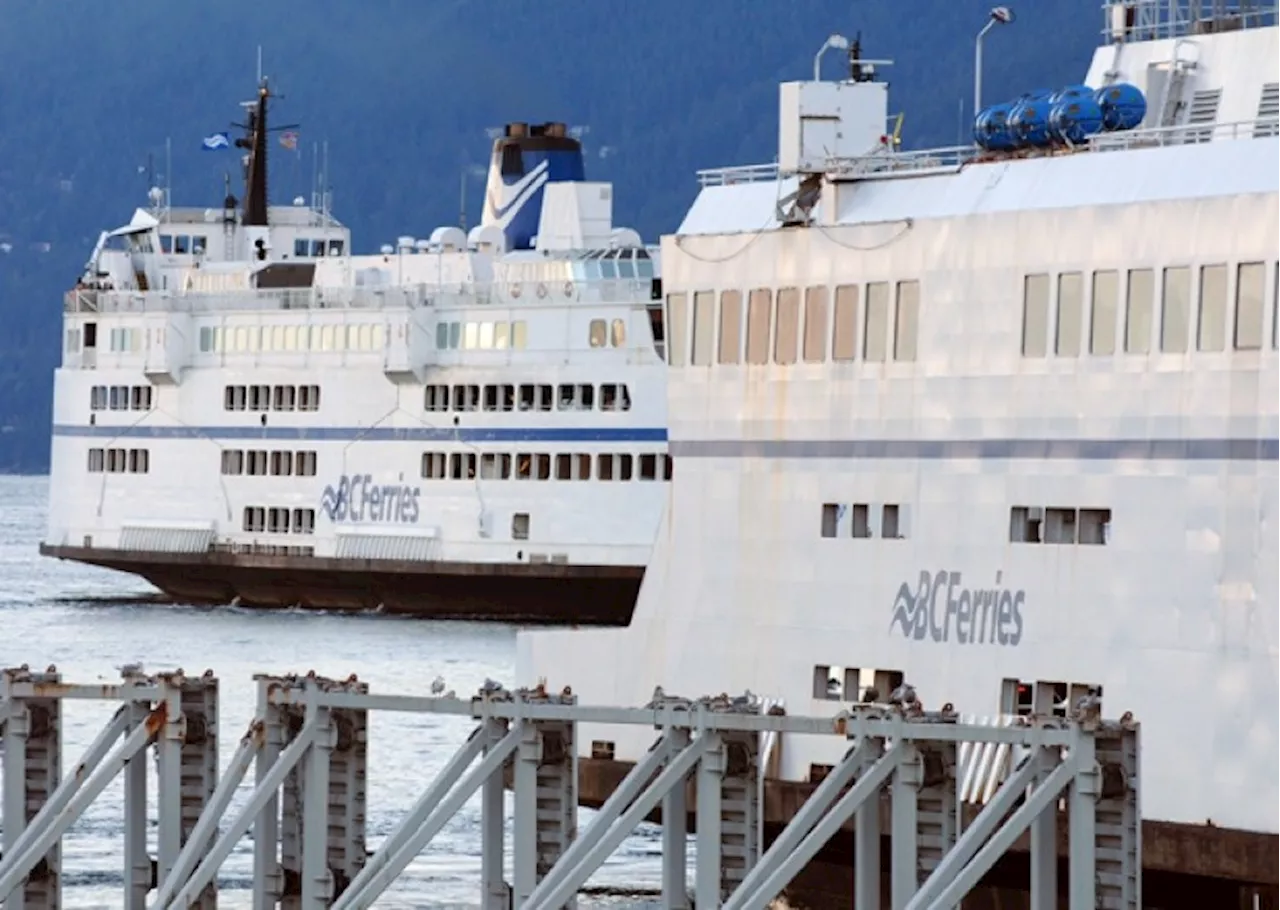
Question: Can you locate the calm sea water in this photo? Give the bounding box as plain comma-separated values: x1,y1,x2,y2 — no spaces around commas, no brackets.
0,475,677,909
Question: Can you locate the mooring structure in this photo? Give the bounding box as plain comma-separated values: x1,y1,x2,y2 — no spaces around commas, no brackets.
0,664,1140,909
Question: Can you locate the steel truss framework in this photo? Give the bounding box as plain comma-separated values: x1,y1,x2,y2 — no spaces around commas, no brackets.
0,665,1141,909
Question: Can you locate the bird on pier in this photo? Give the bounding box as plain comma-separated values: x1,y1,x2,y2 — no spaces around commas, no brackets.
430,675,446,695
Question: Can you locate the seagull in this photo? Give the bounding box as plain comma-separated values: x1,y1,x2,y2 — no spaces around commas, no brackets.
430,676,445,695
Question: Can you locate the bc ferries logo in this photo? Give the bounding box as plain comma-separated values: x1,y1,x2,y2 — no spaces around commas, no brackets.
320,474,421,524
890,570,1025,647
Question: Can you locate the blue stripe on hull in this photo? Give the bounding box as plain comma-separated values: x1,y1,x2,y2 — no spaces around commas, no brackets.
669,437,1280,461
52,424,670,444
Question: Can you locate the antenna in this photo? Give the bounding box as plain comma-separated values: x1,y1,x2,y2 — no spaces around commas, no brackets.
256,45,263,84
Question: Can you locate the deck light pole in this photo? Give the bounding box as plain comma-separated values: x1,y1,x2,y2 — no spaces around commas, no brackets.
975,7,1015,117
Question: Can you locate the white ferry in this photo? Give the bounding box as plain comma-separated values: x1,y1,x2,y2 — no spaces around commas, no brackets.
41,82,671,623
521,0,1278,901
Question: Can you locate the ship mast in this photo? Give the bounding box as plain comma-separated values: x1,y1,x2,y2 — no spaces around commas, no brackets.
235,81,272,227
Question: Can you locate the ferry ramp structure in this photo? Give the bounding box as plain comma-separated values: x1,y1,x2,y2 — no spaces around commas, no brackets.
0,665,1149,910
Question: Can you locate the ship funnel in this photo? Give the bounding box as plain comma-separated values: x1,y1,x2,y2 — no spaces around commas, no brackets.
480,121,585,251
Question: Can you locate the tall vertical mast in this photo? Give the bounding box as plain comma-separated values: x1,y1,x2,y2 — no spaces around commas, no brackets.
236,81,271,227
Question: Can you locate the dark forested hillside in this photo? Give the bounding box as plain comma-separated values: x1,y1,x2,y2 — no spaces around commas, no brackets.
0,0,1098,472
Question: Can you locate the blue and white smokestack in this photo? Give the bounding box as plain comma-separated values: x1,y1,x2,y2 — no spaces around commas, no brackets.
480,122,586,251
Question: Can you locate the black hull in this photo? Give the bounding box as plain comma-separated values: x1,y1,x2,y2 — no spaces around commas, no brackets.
38,544,642,625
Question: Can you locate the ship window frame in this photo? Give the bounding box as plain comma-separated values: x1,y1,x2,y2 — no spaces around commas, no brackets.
718,289,743,365
773,287,800,365
1089,270,1119,355
588,318,608,349
1021,274,1050,358
665,292,688,367
802,285,828,364
1159,266,1191,354
1197,264,1228,352
1233,261,1266,351
744,288,772,365
893,280,919,362
832,284,859,362
863,281,890,362
1125,268,1154,354
691,291,716,366
1055,272,1083,357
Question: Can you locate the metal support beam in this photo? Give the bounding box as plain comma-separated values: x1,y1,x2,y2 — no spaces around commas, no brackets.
0,704,162,900
252,687,286,910
123,698,151,910
2,705,128,878
151,720,263,908
479,719,511,910
524,734,712,910
695,733,724,910
332,723,490,908
853,737,884,910
513,711,576,907
515,730,675,905
301,705,334,908
154,674,185,892
0,667,62,910
727,740,898,910
717,728,760,899
891,740,922,910
725,737,873,910
911,757,1077,910
661,728,691,910
905,747,1041,908
331,723,523,909
162,716,322,909
1029,746,1058,910
1067,728,1098,910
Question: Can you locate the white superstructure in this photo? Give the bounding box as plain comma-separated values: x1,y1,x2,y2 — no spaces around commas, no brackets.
43,86,671,621
521,0,1279,843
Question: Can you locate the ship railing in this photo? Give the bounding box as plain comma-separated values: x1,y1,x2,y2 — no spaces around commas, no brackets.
63,278,658,316
1099,0,1278,42
696,162,781,187
1088,115,1280,149
691,115,1279,191
824,144,975,179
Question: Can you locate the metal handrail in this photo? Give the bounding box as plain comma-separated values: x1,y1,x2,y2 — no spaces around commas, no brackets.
693,115,1280,187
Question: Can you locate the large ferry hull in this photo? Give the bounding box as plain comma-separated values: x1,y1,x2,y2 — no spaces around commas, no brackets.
39,543,642,623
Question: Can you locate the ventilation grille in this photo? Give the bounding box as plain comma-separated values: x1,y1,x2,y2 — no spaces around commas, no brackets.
120,524,215,554
1256,82,1280,137
1186,88,1222,142
335,529,439,562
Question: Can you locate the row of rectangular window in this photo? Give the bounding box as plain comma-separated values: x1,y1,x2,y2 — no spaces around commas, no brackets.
812,666,905,702
242,506,317,534
108,326,143,353
423,382,632,413
435,320,530,351
668,281,920,368
1022,262,1277,357
89,385,153,411
199,323,386,355
291,237,346,258
87,448,150,473
1010,506,1111,545
224,385,321,412
221,450,318,477
1003,679,1102,718
158,233,209,255
422,451,672,482
820,502,905,539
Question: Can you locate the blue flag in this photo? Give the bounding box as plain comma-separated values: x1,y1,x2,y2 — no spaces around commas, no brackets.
201,132,231,151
